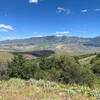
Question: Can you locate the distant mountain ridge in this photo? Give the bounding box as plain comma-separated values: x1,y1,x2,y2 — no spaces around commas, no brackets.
0,36,100,54
0,36,91,45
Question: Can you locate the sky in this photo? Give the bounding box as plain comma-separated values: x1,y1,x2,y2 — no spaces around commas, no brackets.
0,0,100,40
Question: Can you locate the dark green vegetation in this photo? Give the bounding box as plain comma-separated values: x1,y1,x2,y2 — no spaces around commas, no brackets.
0,52,100,88
31,50,55,57
91,54,100,76
13,50,55,57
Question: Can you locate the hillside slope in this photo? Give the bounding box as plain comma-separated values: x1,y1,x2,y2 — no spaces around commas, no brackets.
0,78,99,100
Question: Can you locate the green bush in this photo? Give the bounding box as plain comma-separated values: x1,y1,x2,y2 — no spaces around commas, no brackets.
54,55,95,86
0,64,9,80
91,60,100,76
8,54,36,79
90,54,100,76
6,54,95,87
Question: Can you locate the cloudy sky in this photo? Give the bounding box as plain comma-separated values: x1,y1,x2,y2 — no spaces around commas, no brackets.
0,0,100,40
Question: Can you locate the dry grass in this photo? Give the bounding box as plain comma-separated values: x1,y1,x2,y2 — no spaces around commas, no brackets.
0,52,13,64
0,79,98,100
79,55,96,65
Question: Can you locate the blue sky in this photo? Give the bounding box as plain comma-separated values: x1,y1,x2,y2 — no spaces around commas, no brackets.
0,0,100,40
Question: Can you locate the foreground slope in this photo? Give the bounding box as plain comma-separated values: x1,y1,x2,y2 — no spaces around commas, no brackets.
0,78,99,100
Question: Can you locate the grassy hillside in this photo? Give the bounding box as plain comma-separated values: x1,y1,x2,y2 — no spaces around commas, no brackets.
0,52,13,64
0,52,100,100
79,55,96,65
0,78,99,100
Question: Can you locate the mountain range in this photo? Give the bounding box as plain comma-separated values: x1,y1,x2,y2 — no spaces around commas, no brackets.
0,36,100,54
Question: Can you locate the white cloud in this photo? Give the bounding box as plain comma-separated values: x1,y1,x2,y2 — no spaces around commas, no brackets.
57,7,66,13
81,9,88,13
54,31,70,37
95,8,100,12
0,24,14,32
5,37,16,40
77,30,87,33
0,29,9,32
29,0,38,4
0,24,13,31
32,32,46,37
57,7,71,15
33,35,44,37
66,9,71,15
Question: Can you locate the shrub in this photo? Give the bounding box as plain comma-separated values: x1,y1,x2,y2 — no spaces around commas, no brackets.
7,54,95,86
8,54,36,79
90,54,100,76
80,66,95,87
55,55,95,86
0,64,9,80
91,60,100,76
